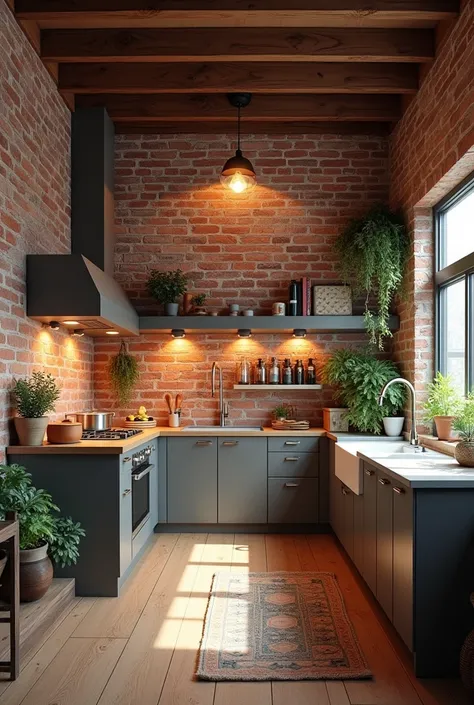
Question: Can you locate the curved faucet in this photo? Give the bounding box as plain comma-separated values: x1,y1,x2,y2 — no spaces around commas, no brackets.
378,377,418,446
211,362,228,427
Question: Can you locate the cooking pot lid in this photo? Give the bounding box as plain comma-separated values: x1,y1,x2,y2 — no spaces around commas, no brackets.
77,411,113,415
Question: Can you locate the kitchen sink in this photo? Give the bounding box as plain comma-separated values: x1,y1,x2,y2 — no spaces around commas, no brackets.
182,425,264,431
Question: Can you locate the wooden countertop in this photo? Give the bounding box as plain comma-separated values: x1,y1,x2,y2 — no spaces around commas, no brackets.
7,426,327,455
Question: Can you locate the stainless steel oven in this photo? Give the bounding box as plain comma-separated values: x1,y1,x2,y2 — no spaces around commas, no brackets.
131,446,153,538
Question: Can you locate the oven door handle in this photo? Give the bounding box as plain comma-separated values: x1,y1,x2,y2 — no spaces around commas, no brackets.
132,464,154,481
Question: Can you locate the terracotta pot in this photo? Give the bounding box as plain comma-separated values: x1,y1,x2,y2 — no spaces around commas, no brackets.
434,415,455,441
19,543,53,602
183,293,193,314
47,420,83,444
455,442,474,468
14,416,49,446
383,417,405,437
0,550,7,582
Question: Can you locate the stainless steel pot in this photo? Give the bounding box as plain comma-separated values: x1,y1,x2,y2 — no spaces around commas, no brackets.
66,411,115,431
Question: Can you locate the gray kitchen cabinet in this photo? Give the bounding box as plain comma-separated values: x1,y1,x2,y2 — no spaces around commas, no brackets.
353,491,364,575
268,478,319,523
119,465,132,576
392,481,413,650
362,463,377,595
218,438,267,523
268,437,320,453
340,483,354,559
268,452,319,478
376,469,393,620
167,437,217,523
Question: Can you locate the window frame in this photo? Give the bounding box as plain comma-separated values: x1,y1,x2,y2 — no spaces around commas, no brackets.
434,170,474,396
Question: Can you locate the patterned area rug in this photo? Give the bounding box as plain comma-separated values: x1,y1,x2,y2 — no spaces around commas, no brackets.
197,571,371,681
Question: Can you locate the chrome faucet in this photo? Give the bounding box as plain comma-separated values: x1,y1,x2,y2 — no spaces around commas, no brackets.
211,362,228,427
378,377,418,446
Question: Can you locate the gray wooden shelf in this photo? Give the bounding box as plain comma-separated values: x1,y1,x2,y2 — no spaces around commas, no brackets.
139,315,399,333
233,384,323,390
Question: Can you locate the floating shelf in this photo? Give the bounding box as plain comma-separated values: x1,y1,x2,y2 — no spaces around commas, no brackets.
233,384,322,390
139,315,399,334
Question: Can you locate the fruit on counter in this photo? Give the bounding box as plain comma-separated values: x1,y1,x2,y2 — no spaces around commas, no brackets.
138,405,147,416
127,408,154,422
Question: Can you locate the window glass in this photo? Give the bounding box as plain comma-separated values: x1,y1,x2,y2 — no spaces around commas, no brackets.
440,279,466,394
444,188,474,267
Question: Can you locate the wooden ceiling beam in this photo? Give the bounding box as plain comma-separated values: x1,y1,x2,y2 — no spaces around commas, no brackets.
42,27,435,63
75,93,401,122
114,121,391,135
59,61,418,94
15,1,459,29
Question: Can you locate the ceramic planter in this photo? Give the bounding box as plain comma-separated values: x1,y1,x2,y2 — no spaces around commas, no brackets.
164,302,179,316
434,415,455,441
14,416,49,446
19,542,53,602
455,442,474,468
383,416,405,437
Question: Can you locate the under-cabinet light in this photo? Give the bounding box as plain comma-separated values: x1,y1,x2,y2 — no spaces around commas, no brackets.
171,329,186,338
106,330,119,336
293,329,307,338
238,329,252,338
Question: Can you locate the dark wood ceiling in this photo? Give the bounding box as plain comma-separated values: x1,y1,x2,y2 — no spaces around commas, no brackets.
11,1,460,134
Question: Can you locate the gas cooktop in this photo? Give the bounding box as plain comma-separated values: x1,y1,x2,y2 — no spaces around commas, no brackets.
81,428,144,441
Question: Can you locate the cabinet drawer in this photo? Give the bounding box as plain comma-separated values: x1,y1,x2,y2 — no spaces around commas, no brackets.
268,452,319,478
268,437,320,453
268,478,319,524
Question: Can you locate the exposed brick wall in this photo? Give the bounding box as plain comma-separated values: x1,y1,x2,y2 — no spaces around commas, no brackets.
390,0,474,429
0,0,93,459
94,132,390,427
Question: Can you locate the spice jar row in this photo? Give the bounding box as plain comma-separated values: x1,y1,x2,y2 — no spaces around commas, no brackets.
236,358,318,385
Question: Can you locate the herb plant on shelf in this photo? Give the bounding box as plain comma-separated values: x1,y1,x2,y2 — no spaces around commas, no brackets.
453,393,474,467
147,269,188,316
423,371,462,440
322,349,406,435
335,205,409,349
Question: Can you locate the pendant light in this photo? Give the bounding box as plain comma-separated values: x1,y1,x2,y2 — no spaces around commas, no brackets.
220,93,257,194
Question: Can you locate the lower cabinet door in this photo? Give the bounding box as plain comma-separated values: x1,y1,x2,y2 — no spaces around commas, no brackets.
119,468,132,576
376,470,393,620
392,482,413,651
168,437,217,523
353,492,364,574
362,464,378,595
268,478,319,524
218,438,267,523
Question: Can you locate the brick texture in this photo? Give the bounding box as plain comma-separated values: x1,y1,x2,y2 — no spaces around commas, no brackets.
390,0,474,429
0,0,93,459
95,132,390,427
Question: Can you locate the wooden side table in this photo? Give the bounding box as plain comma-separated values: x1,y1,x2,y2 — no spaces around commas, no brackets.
0,512,20,680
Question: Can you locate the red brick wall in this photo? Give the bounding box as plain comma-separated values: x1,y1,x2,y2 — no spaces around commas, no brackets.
390,0,474,429
95,132,389,427
0,0,93,459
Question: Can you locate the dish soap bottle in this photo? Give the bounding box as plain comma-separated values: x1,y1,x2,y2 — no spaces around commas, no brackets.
306,358,316,385
295,359,305,385
269,357,280,384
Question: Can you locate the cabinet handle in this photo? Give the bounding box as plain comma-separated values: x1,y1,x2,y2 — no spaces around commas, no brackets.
284,457,299,461
365,469,374,476
196,440,212,446
123,457,131,462
285,482,300,488
342,487,350,495
122,488,131,497
378,478,391,485
284,441,300,445
222,441,239,446
393,486,405,494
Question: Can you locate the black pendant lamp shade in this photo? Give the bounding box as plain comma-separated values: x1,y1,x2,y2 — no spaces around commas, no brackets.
220,93,257,193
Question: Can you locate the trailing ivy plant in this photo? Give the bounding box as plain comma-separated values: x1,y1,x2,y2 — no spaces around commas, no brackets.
335,205,409,349
109,341,140,406
322,348,406,434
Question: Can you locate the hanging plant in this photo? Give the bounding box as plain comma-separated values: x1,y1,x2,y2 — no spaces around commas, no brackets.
335,205,409,349
108,341,139,406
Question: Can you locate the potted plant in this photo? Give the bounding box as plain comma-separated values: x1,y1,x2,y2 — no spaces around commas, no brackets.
453,393,474,467
423,371,461,441
109,341,140,406
0,464,85,602
382,408,406,437
272,403,294,421
147,269,188,315
322,349,406,434
12,372,61,446
191,293,207,315
335,205,409,349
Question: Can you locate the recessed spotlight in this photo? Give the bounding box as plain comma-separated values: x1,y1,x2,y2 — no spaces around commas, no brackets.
106,330,119,336
171,329,185,338
293,329,307,338
63,320,79,326
238,329,252,338
49,321,60,330
71,329,85,337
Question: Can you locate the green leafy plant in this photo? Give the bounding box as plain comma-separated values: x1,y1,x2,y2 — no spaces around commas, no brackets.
147,269,188,304
272,403,294,420
423,371,462,421
0,464,84,565
335,205,409,349
191,293,207,307
453,393,474,442
109,341,140,406
322,349,406,434
12,372,60,418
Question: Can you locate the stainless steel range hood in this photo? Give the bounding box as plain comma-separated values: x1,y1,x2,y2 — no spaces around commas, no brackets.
27,107,139,337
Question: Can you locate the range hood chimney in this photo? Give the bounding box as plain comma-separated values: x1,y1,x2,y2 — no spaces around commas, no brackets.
27,108,139,336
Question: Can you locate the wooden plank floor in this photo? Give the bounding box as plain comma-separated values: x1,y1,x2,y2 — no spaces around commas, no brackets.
0,533,470,705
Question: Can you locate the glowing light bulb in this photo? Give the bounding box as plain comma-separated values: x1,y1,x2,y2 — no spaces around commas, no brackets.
229,171,247,194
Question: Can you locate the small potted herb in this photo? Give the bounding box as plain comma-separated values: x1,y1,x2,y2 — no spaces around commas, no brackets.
382,407,406,437
12,372,61,446
191,293,207,315
0,464,85,602
453,393,474,467
147,269,188,315
423,372,461,440
272,403,294,421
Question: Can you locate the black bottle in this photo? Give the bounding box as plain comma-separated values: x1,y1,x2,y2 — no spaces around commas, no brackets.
295,359,304,385
283,359,293,385
306,358,316,384
288,280,298,316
